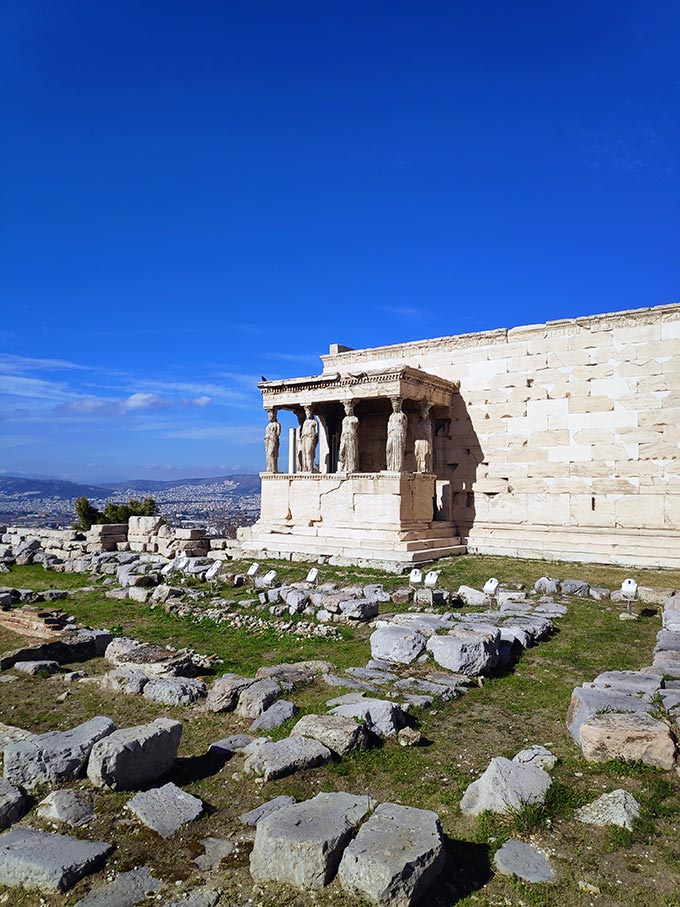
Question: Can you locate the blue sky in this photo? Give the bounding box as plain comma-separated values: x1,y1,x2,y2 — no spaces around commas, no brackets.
1,1,678,482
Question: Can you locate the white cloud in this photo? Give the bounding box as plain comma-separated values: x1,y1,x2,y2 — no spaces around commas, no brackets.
163,425,263,444
122,393,164,411
0,354,90,373
193,396,211,407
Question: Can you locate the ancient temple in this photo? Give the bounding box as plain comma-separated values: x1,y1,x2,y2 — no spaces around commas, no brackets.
239,364,467,569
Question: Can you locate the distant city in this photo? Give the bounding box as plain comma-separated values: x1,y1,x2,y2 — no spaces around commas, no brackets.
0,475,261,537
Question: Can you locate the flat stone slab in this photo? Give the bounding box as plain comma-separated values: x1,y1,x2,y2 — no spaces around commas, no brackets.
566,686,653,743
194,837,235,870
369,626,426,665
0,778,25,830
250,791,375,889
290,713,368,756
37,790,94,827
244,736,332,781
127,782,203,838
4,716,116,790
250,699,296,731
239,795,297,826
0,827,112,892
590,670,663,699
513,745,557,771
493,839,555,883
87,717,182,790
74,866,161,906
329,697,405,738
142,677,207,706
426,625,500,675
338,802,446,906
460,756,552,816
13,660,59,676
577,789,641,831
578,712,676,770
208,734,253,757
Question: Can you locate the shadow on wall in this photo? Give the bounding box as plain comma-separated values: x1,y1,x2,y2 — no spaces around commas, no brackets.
435,392,484,540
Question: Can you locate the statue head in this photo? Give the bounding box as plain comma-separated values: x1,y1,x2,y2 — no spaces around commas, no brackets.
266,408,276,423
304,404,313,419
343,400,355,416
390,397,402,413
419,401,431,418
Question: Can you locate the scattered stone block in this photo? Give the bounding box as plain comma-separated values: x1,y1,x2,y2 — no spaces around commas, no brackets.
578,712,676,770
577,789,640,830
560,579,589,596
37,790,94,827
460,756,552,816
244,736,332,781
194,837,235,870
143,677,207,706
250,792,374,889
87,717,182,790
13,659,59,676
513,745,557,770
329,697,405,738
590,670,663,699
493,839,555,883
370,626,426,665
338,802,445,907
250,699,296,731
255,660,333,685
100,666,149,695
456,585,487,606
290,713,368,756
4,716,116,790
0,827,112,892
206,674,255,712
0,779,24,830
339,599,379,620
566,686,653,743
239,795,297,826
397,727,422,747
73,866,161,907
236,678,282,718
161,886,221,907
426,624,500,675
127,782,203,837
534,577,559,595
208,734,253,757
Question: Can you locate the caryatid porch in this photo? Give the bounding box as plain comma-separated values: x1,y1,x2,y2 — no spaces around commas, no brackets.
238,366,467,570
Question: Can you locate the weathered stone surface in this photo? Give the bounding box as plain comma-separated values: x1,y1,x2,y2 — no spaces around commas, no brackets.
566,686,653,743
290,713,368,756
578,712,676,770
0,827,112,892
456,585,487,606
339,598,379,620
206,673,255,712
397,727,422,747
460,756,552,816
4,716,116,790
208,734,253,757
0,720,34,750
591,670,663,699
100,666,149,695
244,736,332,781
493,839,555,883
338,803,445,907
370,626,426,665
73,866,161,907
250,699,296,731
194,837,235,870
87,718,182,790
255,660,333,685
426,625,500,675
37,790,94,827
161,886,221,907
127,782,203,838
142,677,207,707
0,779,24,830
236,678,282,718
513,745,557,770
560,579,589,596
239,795,297,826
577,789,641,831
250,792,374,889
534,577,559,595
329,697,405,738
105,638,195,678
13,659,59,676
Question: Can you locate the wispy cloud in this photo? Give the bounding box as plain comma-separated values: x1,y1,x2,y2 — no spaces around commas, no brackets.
377,305,426,319
162,425,263,443
0,354,91,373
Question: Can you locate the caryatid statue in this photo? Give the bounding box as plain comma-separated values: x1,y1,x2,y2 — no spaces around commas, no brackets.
300,405,318,472
263,408,280,473
338,400,359,473
414,401,433,473
386,397,408,472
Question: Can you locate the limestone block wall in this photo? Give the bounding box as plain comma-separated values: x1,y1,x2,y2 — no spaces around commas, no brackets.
321,303,680,569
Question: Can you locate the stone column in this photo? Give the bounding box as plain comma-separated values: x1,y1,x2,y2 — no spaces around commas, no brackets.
338,400,360,473
317,414,330,474
386,397,408,472
288,427,297,474
300,405,318,473
264,408,281,473
414,402,433,473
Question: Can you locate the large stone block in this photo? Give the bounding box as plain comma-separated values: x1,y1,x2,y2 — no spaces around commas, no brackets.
0,827,112,892
460,756,552,816
578,712,676,770
426,625,500,675
87,718,182,790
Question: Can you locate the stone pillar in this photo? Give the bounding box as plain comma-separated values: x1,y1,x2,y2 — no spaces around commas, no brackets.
264,408,281,474
288,427,297,474
386,397,408,472
414,402,433,473
317,414,330,474
300,405,318,473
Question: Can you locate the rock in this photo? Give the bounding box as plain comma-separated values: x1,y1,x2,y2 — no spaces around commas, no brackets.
250,699,296,731
456,585,487,607
13,659,60,676
460,756,552,816
87,717,182,790
73,866,161,907
534,576,559,595
105,638,195,678
239,795,297,826
589,586,611,601
0,720,34,749
0,827,112,892
143,677,207,706
0,779,24,830
290,714,368,756
393,677,458,701
560,579,589,596
208,734,253,757
255,660,333,685
578,712,676,770
37,790,94,827
590,670,663,699
236,678,282,718
338,802,445,907
426,625,500,675
100,667,149,695
577,789,641,831
397,727,422,747
566,686,654,743
206,673,255,712
250,792,375,889
493,839,555,883
244,736,332,781
127,782,203,838
339,599,379,620
194,837,235,870
161,886,221,907
370,626,426,665
513,745,557,771
329,697,405,738
4,716,116,790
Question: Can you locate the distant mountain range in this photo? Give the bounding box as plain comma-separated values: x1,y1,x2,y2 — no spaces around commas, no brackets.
0,474,261,500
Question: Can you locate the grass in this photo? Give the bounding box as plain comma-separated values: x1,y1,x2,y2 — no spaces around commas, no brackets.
1,556,679,906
